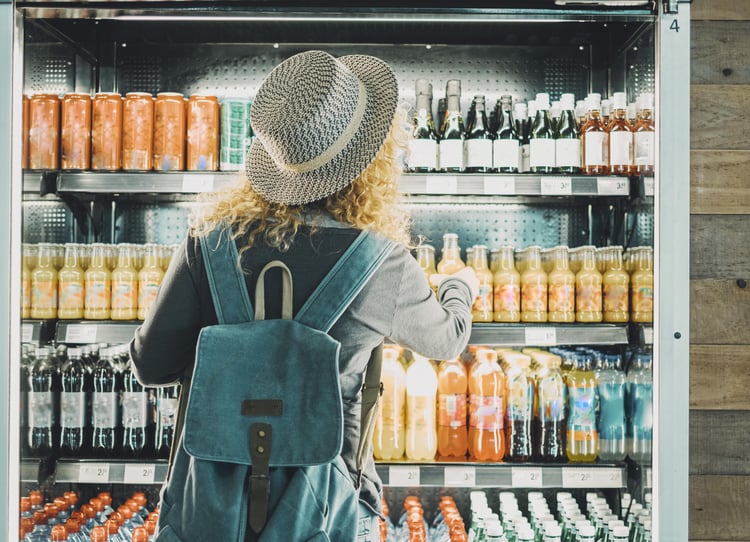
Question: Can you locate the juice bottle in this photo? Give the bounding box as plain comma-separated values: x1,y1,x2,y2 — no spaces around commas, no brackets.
602,246,630,323
468,349,505,462
608,92,634,176
111,244,139,320
547,246,575,323
566,353,599,462
470,245,493,323
30,243,58,319
581,93,609,175
373,347,406,460
532,352,566,462
630,247,653,323
57,244,85,319
437,356,468,461
521,246,548,323
415,244,437,293
137,244,165,321
493,246,521,323
575,246,603,323
21,245,32,319
84,244,111,320
502,352,534,462
437,233,465,275
633,93,655,176
405,353,438,460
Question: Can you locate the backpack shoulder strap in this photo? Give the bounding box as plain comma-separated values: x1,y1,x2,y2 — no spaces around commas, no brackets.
295,230,395,332
199,226,254,325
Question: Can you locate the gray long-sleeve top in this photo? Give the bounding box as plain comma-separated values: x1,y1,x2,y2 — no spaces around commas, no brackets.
129,221,473,515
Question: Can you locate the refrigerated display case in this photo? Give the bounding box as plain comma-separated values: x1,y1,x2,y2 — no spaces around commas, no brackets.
1,1,690,539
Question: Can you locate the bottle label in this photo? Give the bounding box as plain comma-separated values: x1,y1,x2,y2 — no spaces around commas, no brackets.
576,283,602,312
58,280,84,310
438,394,467,428
494,283,520,313
634,132,655,167
158,397,178,429
597,382,626,440
604,284,629,312
60,391,86,429
92,392,118,428
529,138,556,168
22,278,31,311
408,139,438,170
521,283,547,312
609,131,633,167
28,391,53,427
584,132,608,167
520,144,530,173
112,279,137,310
473,283,493,315
464,139,493,169
493,139,520,170
507,376,533,420
632,285,653,313
555,138,582,168
538,377,565,422
439,140,464,170
548,283,575,313
632,383,653,439
85,279,111,309
469,395,503,431
568,384,597,430
32,280,57,310
122,391,149,429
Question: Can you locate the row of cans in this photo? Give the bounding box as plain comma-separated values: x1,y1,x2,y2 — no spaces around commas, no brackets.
22,92,254,172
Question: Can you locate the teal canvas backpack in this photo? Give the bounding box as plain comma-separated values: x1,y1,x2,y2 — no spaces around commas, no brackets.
155,226,394,542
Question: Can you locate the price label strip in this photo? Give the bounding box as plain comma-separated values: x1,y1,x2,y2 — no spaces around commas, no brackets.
525,327,557,346
425,176,458,194
388,465,420,487
644,178,655,197
444,466,476,487
21,324,33,344
65,324,98,344
79,463,110,484
541,176,572,196
562,467,623,488
124,463,156,484
483,176,516,195
597,177,629,196
182,174,215,193
512,467,543,488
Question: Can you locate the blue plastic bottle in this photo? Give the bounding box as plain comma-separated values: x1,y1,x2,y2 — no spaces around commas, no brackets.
628,353,653,463
596,354,627,461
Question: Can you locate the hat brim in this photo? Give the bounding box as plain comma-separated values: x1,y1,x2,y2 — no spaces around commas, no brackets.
245,54,399,206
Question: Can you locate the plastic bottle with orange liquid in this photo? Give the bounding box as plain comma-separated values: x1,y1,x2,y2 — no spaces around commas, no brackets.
493,246,521,323
468,349,506,462
437,356,468,461
469,245,493,322
521,246,548,323
405,353,438,460
373,347,406,460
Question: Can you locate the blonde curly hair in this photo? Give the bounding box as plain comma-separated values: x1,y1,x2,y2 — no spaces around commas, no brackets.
190,107,412,254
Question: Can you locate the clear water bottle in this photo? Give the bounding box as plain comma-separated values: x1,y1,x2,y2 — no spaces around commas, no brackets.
27,346,58,456
596,353,627,461
91,348,120,457
627,353,653,463
122,352,151,458
60,347,89,456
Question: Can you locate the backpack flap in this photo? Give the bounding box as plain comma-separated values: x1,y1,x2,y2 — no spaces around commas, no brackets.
183,319,344,467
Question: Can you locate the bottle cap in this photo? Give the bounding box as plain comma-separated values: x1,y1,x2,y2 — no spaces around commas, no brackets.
32,510,46,525
560,93,575,110
486,520,504,536
535,93,551,110
105,519,120,534
50,525,68,542
132,526,149,542
639,92,655,109
544,523,562,537
579,524,596,537
550,101,561,118
500,94,513,105
445,79,461,97
90,526,108,542
20,497,31,512
613,92,627,110
601,99,612,116
613,525,631,537
586,93,602,112
527,100,538,117
65,519,80,533
415,78,433,98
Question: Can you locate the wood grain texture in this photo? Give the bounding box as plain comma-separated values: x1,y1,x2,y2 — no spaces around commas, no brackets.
691,345,750,410
691,216,750,278
690,411,750,474
690,280,750,344
691,150,750,214
692,21,750,84
692,0,750,21
690,475,750,539
691,86,750,150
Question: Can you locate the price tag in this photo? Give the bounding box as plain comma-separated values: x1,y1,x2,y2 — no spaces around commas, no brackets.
541,176,572,195
597,178,629,196
645,467,653,489
425,176,458,194
644,326,654,345
444,466,476,487
483,176,515,195
182,174,215,193
524,327,557,346
644,178,655,197
512,467,543,488
65,324,98,344
79,463,110,484
388,465,420,487
21,324,33,344
562,467,622,488
124,464,156,484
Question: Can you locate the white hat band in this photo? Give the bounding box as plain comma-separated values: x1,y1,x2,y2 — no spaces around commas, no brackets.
282,79,368,174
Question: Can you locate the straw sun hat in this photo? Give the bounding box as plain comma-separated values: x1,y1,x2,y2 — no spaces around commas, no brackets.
246,50,399,205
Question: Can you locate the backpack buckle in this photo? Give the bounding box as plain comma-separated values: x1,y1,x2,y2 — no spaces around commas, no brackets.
248,422,272,534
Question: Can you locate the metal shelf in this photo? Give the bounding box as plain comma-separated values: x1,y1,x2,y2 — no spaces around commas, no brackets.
55,460,169,485
56,171,239,194
376,462,626,488
55,320,141,345
21,319,56,345
469,323,629,346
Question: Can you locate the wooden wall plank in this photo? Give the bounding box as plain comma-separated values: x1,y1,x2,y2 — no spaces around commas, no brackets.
690,475,750,539
692,22,750,84
691,85,750,150
690,280,750,344
690,411,750,474
691,216,750,278
692,0,750,21
691,345,750,410
691,150,750,214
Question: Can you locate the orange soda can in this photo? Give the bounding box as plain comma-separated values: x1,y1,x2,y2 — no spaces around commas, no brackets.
22,95,29,169
28,93,61,169
61,93,92,170
153,92,186,171
91,92,123,170
187,95,220,171
122,92,154,171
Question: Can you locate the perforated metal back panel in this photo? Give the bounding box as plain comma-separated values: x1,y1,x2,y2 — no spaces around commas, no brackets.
630,202,654,247
24,44,77,94
22,201,74,243
115,202,192,245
